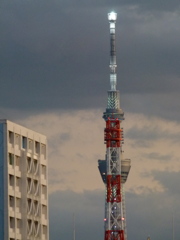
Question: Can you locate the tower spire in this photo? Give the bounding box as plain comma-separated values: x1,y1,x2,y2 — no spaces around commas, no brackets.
98,12,131,240
108,12,117,91
103,11,124,120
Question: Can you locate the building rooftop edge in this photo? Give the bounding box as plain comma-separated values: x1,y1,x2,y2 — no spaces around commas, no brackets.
0,119,47,139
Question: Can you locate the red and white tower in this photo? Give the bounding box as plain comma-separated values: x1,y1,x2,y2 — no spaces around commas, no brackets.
98,12,131,240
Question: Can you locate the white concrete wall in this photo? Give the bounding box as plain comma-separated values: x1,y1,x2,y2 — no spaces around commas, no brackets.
0,120,49,240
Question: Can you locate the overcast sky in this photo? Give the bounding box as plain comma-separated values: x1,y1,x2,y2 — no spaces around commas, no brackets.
1,1,180,240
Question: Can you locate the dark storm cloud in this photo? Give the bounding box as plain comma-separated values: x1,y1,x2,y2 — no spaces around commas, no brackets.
49,189,104,240
120,0,180,12
1,0,110,109
1,0,180,120
16,0,180,12
49,187,180,240
127,170,180,240
126,190,180,240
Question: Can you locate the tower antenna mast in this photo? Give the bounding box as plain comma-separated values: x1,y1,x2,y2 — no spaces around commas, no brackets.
98,12,131,240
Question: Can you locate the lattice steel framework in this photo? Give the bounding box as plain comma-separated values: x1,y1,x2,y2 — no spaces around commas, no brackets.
104,118,124,240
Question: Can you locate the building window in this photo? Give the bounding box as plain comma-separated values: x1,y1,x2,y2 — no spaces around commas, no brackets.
33,159,38,175
42,185,47,199
27,219,32,235
34,180,39,196
9,195,15,209
27,198,32,214
34,221,39,235
42,225,47,237
41,144,46,158
9,153,14,166
15,155,20,169
16,218,21,232
15,133,20,146
27,178,32,194
10,217,15,229
16,197,21,211
35,141,40,154
9,174,14,187
41,165,46,179
8,131,14,144
27,157,32,173
22,136,27,149
16,177,21,191
34,200,39,216
42,204,47,219
28,138,33,150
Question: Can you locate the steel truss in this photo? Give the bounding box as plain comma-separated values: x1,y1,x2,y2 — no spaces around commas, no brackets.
104,118,125,240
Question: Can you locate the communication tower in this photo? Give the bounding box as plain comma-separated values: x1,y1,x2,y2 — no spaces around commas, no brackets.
98,12,131,240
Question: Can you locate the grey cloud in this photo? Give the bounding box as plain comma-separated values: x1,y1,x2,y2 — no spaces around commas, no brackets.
59,132,71,142
152,170,180,195
129,140,152,148
122,92,180,121
140,170,180,195
126,123,180,143
143,152,172,162
48,169,78,187
126,126,159,141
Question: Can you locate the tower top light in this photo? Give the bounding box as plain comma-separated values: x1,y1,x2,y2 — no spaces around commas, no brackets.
108,12,117,21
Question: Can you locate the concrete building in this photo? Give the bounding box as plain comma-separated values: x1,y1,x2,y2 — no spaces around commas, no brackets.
0,120,49,240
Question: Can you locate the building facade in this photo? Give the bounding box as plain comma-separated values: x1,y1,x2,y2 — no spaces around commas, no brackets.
0,120,49,240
